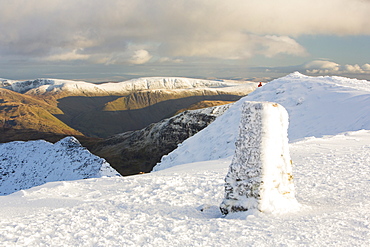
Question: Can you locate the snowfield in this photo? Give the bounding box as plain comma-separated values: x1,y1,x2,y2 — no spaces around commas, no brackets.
0,72,370,246
0,131,369,246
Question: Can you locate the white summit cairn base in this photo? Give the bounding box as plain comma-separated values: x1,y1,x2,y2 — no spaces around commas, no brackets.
220,101,299,215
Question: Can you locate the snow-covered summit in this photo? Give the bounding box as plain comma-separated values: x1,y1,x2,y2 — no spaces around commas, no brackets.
0,78,56,94
0,136,120,195
0,72,370,246
154,72,370,171
0,77,254,96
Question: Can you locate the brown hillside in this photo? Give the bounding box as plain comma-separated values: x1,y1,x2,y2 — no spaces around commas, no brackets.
103,89,226,111
55,91,242,138
174,100,234,115
0,88,82,137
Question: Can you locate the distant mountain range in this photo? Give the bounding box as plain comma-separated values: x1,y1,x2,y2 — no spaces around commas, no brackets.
1,72,370,195
1,77,253,96
0,77,257,138
1,76,258,175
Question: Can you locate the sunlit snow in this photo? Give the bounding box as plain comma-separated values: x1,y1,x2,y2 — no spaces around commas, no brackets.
0,77,256,95
0,137,119,195
155,72,370,170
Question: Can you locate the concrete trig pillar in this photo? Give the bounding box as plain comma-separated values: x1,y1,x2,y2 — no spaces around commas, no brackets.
220,101,299,215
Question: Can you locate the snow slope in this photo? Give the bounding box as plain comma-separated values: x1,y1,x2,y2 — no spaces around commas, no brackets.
0,130,369,246
0,137,119,195
154,72,370,171
0,77,256,95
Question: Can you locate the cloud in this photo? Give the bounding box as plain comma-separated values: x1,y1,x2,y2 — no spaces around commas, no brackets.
0,0,369,66
361,64,370,71
256,35,308,57
160,33,308,60
304,60,370,74
158,57,183,63
344,64,363,73
44,49,90,61
304,60,340,73
128,49,152,65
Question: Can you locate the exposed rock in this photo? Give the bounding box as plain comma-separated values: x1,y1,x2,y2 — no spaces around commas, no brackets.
219,101,299,215
90,104,232,175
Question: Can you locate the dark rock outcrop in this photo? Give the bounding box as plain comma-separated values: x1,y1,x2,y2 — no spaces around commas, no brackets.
89,104,232,175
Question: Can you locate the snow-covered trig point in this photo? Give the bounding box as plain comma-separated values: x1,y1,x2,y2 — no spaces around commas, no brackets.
220,101,300,215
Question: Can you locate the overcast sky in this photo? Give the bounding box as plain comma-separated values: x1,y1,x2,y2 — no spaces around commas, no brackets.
0,0,369,82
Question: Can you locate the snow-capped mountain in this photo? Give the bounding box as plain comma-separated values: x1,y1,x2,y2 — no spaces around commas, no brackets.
0,77,255,96
0,76,256,138
154,72,370,171
0,137,119,195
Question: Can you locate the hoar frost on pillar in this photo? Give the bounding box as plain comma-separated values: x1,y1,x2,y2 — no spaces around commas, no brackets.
220,101,300,215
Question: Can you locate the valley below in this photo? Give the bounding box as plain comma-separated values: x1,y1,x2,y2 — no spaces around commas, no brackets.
55,93,240,138
0,77,257,175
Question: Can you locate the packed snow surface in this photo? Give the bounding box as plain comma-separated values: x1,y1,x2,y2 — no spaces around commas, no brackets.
155,72,370,170
0,137,119,195
0,130,369,246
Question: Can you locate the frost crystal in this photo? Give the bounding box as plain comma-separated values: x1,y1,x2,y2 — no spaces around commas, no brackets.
220,101,299,215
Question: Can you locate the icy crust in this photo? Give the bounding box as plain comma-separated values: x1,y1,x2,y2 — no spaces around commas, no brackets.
220,102,299,215
0,137,119,195
154,72,370,171
0,77,253,95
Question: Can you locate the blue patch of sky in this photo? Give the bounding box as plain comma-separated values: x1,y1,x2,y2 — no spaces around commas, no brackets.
296,35,370,65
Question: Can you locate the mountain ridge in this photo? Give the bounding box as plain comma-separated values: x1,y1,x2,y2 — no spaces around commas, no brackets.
1,77,255,98
154,72,370,171
1,76,257,138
